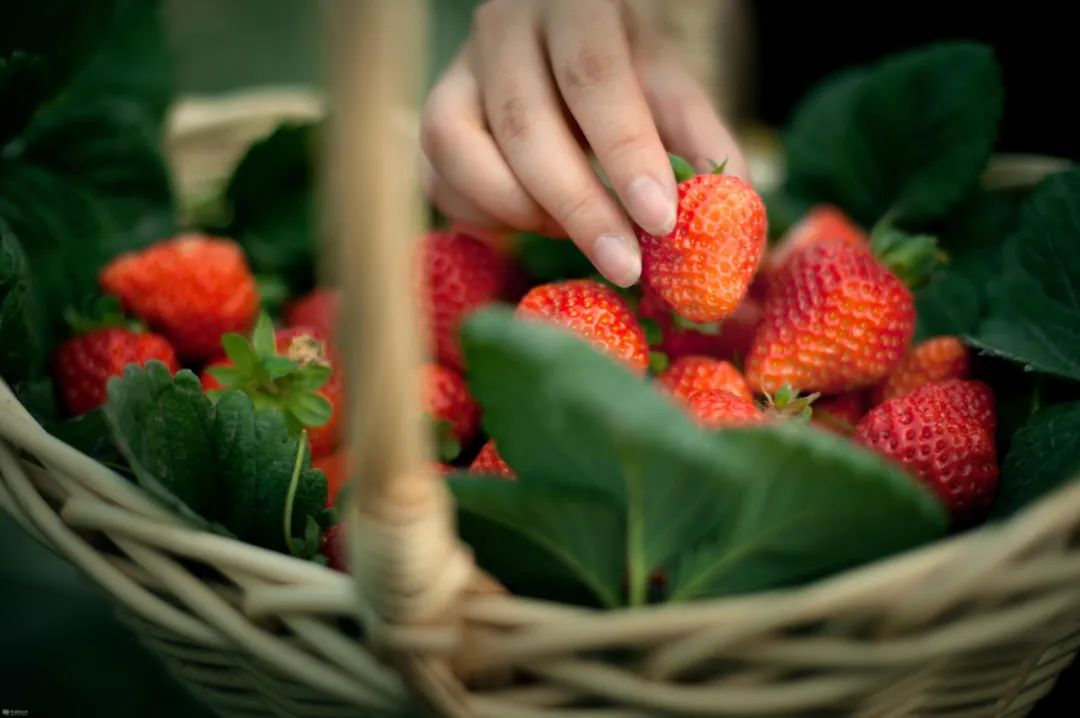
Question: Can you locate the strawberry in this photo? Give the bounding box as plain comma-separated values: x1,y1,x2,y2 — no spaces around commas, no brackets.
658,356,752,403
685,390,766,428
517,279,649,373
639,290,762,363
422,363,481,460
322,524,348,572
855,380,998,523
201,316,343,457
314,450,348,508
100,234,259,361
873,336,969,404
745,239,914,395
423,230,509,369
54,328,179,415
767,205,866,274
470,439,515,479
811,392,867,435
285,288,341,342
636,172,767,323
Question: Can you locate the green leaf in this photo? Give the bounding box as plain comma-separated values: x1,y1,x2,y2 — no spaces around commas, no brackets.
970,169,1080,382
212,391,327,551
221,334,257,372
668,153,696,183
449,477,624,608
460,308,945,606
206,364,246,389
290,363,333,392
0,221,46,383
261,355,299,380
103,363,221,525
784,42,1002,227
251,313,276,357
990,402,1080,520
667,424,946,601
288,393,332,428
913,272,980,342
514,232,594,282
224,122,318,293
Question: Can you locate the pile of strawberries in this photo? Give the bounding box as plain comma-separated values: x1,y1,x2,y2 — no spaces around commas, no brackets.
51,162,1001,569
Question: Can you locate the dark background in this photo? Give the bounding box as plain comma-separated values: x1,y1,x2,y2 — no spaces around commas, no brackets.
1,1,1076,716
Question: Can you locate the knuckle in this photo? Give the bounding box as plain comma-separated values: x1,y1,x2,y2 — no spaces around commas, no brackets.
561,46,618,90
494,91,531,142
601,127,654,164
419,100,455,159
472,0,509,35
553,187,602,230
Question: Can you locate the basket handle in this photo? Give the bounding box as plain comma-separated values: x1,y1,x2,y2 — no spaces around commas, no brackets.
329,0,475,641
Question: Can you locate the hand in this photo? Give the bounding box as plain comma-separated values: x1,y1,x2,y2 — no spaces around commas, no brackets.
420,0,748,287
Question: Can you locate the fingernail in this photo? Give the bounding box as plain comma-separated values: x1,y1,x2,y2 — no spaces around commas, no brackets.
592,233,641,288
626,175,676,235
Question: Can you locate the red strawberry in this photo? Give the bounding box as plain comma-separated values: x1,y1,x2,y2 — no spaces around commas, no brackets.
423,230,509,369
470,439,515,479
637,173,767,323
767,205,866,274
54,328,180,415
100,234,259,361
517,279,649,373
322,524,348,572
658,356,752,403
285,289,341,342
639,290,762,363
746,239,914,395
685,390,766,428
202,321,343,457
422,363,481,452
811,392,867,435
855,380,998,523
314,450,348,507
874,336,969,404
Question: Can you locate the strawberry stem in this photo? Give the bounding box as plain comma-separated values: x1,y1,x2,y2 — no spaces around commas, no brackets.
283,431,308,555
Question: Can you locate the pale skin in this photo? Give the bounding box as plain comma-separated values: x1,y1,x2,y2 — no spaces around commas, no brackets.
420,0,748,287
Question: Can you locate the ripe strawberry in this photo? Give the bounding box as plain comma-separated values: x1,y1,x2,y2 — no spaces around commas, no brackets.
685,390,766,428
322,524,348,572
314,450,348,507
201,318,343,457
470,439,515,479
423,230,509,369
54,328,180,415
639,290,762,363
100,234,259,361
636,173,767,323
811,392,867,435
658,356,752,403
767,205,866,274
745,239,914,395
285,288,340,342
874,336,969,404
422,363,481,458
517,279,649,373
855,380,998,522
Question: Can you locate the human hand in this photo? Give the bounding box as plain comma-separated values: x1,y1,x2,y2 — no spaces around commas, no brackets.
420,0,748,287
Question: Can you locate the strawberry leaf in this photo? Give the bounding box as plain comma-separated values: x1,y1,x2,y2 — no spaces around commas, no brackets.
212,391,327,553
784,42,1002,227
290,363,332,392
221,333,256,371
251,312,276,357
261,354,299,380
460,307,945,606
0,220,46,383
449,476,623,608
287,392,332,428
970,169,1080,382
991,402,1080,520
103,362,222,526
913,273,980,342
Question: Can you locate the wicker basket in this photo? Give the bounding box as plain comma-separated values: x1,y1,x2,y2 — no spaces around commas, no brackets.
3,3,1080,717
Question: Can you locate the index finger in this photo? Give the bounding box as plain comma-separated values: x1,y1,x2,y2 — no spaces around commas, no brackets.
544,0,677,236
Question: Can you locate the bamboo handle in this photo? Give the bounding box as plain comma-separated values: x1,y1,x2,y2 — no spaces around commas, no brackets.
328,7,480,712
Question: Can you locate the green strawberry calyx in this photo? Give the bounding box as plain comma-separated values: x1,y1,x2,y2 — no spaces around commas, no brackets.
64,294,144,334
208,313,333,434
764,384,820,422
870,223,946,289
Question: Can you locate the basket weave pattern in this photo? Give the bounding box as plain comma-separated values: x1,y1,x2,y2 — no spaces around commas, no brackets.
3,371,1080,717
